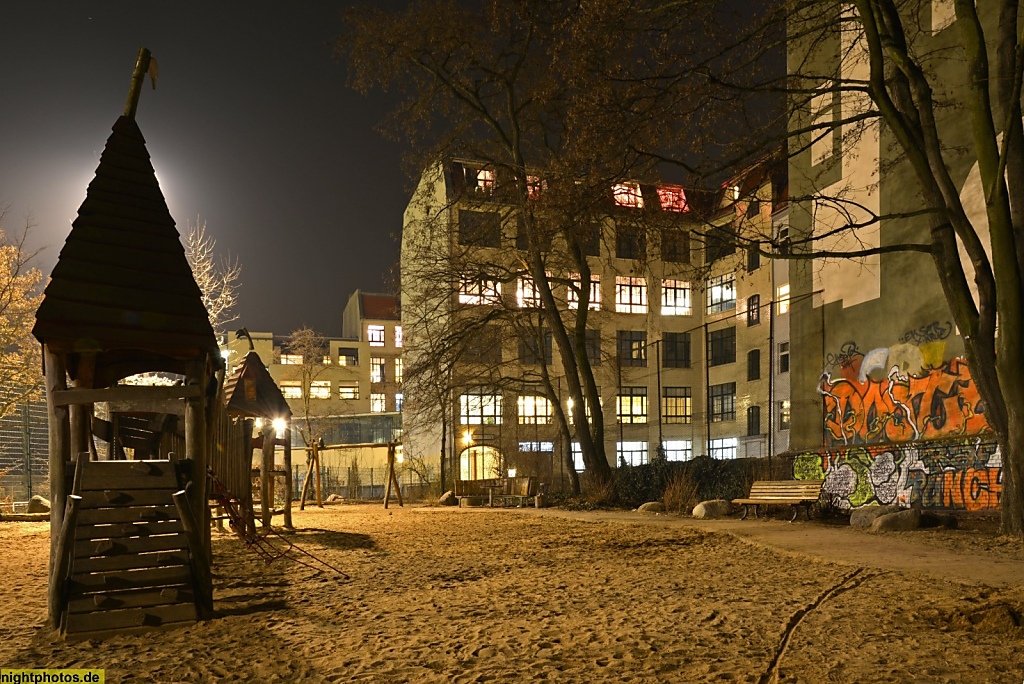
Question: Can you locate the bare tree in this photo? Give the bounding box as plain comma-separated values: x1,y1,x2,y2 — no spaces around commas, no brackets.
284,327,331,507
185,218,241,334
0,208,42,419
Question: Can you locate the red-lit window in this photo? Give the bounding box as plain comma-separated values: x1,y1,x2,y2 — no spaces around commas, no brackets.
476,168,495,193
612,182,644,209
527,175,546,201
657,185,689,212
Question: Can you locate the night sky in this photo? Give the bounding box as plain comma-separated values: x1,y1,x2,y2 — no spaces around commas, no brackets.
0,2,407,337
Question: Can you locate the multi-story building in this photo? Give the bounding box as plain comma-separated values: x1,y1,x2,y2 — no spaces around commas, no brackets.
401,157,789,487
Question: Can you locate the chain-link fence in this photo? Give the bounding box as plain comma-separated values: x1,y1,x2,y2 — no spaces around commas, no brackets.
0,400,49,509
291,464,439,502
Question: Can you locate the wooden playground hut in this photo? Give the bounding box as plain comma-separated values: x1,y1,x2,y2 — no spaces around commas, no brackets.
33,49,226,636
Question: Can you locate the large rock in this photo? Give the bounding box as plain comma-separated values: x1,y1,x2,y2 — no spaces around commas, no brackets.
870,508,921,532
438,490,458,506
919,512,959,529
850,504,902,529
27,495,50,513
692,499,732,519
638,501,664,513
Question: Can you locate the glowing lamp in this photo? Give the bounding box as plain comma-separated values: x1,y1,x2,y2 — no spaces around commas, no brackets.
272,418,287,436
507,468,517,478
462,430,473,446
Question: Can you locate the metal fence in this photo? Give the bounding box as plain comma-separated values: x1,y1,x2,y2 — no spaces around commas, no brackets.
0,399,49,507
291,465,438,502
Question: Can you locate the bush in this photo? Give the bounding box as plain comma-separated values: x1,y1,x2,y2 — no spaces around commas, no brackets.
662,467,699,514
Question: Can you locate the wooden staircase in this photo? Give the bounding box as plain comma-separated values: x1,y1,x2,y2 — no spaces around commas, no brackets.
57,458,209,636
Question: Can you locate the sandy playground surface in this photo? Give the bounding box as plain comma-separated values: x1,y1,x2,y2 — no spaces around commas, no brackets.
1,504,1023,683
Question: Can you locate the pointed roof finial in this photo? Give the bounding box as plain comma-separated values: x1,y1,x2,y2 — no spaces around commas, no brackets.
123,47,157,119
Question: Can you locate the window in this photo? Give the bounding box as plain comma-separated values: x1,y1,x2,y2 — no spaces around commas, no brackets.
747,405,761,436
663,387,692,424
706,274,736,314
777,225,791,255
459,390,503,425
279,354,302,365
779,400,792,430
516,277,542,308
585,329,602,366
527,175,546,201
367,324,385,347
465,326,502,364
339,348,358,366
370,393,387,413
322,355,332,365
706,225,735,263
779,342,790,373
370,357,386,383
661,229,690,263
339,382,359,400
281,381,302,399
394,358,403,384
309,381,330,399
747,245,761,271
519,332,553,366
656,185,688,212
615,226,646,259
580,223,601,256
395,393,404,412
612,182,644,208
708,437,738,460
662,332,691,368
777,284,790,314
747,349,761,381
517,395,553,425
747,295,761,326
810,86,835,166
458,276,501,305
709,382,736,422
617,441,648,466
617,330,647,367
572,442,584,471
474,167,495,193
708,327,736,366
661,280,691,316
566,392,598,425
458,209,501,247
519,441,554,452
662,440,692,462
395,326,403,348
615,276,648,314
746,199,761,219
568,274,601,310
617,386,647,424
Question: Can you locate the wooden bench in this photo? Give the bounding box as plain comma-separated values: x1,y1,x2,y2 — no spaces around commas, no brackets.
733,480,825,522
454,476,539,507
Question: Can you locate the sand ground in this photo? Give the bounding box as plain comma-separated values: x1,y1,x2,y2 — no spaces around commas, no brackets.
1,504,1023,683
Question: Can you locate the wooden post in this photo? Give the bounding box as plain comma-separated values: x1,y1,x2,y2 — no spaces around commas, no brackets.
313,440,323,507
184,361,209,560
260,423,274,527
174,484,214,619
282,421,293,529
68,354,95,462
243,419,256,537
48,493,81,630
299,447,313,511
123,47,153,119
383,443,404,509
43,348,70,561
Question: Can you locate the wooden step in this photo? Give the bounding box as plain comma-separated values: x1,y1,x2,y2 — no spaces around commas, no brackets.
77,505,179,526
79,489,176,508
74,532,188,559
67,585,194,614
68,565,192,592
79,460,179,491
73,549,190,574
75,520,184,540
64,602,197,633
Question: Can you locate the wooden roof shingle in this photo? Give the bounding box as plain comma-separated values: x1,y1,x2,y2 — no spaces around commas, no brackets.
223,351,292,419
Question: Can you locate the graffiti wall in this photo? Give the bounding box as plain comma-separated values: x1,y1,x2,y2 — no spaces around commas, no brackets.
794,439,1001,512
818,325,990,446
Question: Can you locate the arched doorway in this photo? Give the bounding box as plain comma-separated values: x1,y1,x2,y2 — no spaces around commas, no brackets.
459,445,502,481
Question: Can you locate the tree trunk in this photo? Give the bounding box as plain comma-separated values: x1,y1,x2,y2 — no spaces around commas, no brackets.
1000,404,1024,535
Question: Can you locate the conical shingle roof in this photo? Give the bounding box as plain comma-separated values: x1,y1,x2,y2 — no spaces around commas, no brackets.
33,115,218,382
223,351,292,419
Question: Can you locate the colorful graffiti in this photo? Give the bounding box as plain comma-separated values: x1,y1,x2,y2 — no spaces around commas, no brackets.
818,341,990,446
794,439,1002,512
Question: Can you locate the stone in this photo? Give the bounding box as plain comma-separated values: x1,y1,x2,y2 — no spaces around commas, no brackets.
850,504,902,529
870,508,921,532
27,495,50,513
692,499,732,519
438,490,458,506
638,501,664,513
325,493,343,503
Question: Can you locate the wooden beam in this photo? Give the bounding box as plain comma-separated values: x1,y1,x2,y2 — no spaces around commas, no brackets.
53,384,201,407
282,422,293,529
44,348,70,572
49,494,82,630
173,484,213,620
260,424,274,528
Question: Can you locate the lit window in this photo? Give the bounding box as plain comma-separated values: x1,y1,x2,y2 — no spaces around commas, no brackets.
322,355,332,365
617,330,647,367
709,382,736,422
280,354,302,365
527,175,546,201
706,274,736,314
367,324,385,347
395,325,403,348
571,442,584,471
394,358,403,384
656,185,688,212
309,381,330,399
566,391,599,425
517,395,553,425
747,295,761,326
568,274,601,311
617,441,648,466
663,387,691,424
615,276,648,314
339,383,359,400
661,279,691,316
709,437,738,459
779,400,792,430
395,393,404,412
777,284,791,314
459,390,503,425
617,386,647,424
519,441,554,452
370,393,387,413
662,440,692,462
612,182,644,208
371,357,386,383
517,276,542,308
475,168,495,193
338,349,358,366
458,276,502,305
281,381,302,399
